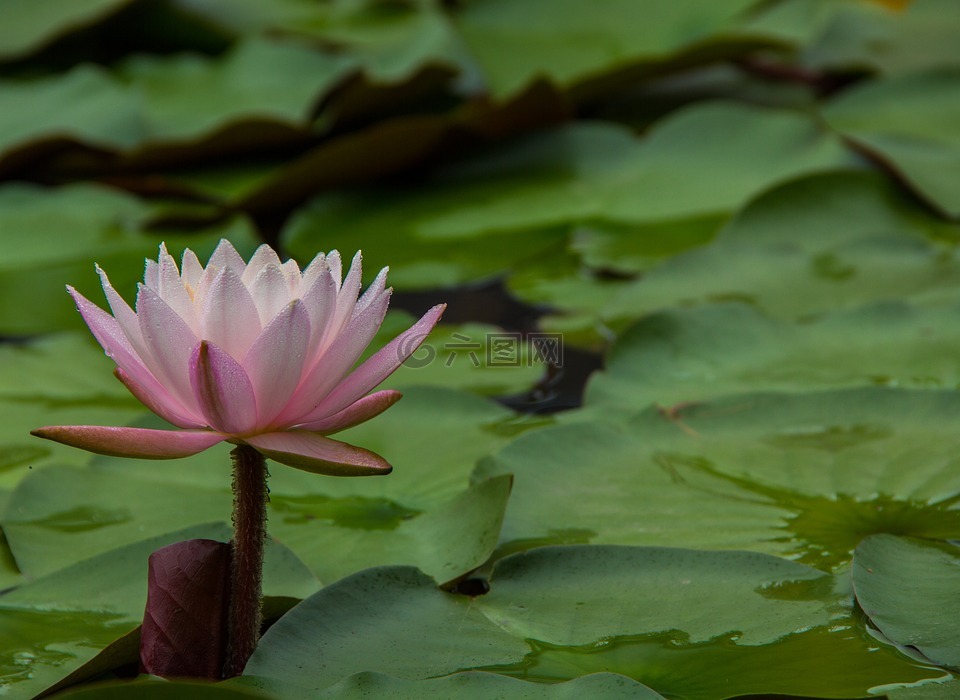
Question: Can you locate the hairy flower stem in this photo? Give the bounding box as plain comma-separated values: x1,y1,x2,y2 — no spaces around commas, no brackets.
223,444,269,678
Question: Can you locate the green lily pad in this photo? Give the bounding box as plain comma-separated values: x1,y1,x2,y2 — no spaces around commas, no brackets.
735,0,848,47
473,546,937,697
245,549,936,698
0,65,142,171
823,69,960,218
802,0,960,77
570,216,726,275
2,465,230,579
284,102,849,290
480,388,960,570
0,39,358,165
477,412,788,559
284,197,562,290
169,0,467,83
478,545,840,647
268,475,513,584
0,522,319,699
853,534,960,670
884,677,960,700
0,0,135,61
452,0,769,98
119,39,358,144
586,300,960,412
244,566,531,692
603,171,960,326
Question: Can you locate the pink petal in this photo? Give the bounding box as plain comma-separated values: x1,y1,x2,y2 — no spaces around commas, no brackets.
69,286,160,396
207,239,246,274
295,390,401,433
241,244,282,286
281,259,301,293
248,263,291,326
327,251,362,340
199,267,262,361
300,252,327,293
189,341,258,435
115,368,205,429
31,425,224,459
245,431,392,476
275,287,392,426
144,258,160,290
137,284,201,413
327,250,342,289
242,300,311,428
299,262,337,363
354,266,388,317
157,243,198,333
299,304,445,423
96,265,152,362
181,249,204,291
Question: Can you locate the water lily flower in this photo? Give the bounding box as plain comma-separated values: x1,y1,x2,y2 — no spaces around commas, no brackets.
33,240,444,476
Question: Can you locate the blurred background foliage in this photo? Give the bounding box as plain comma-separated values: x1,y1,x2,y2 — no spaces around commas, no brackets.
3,0,960,698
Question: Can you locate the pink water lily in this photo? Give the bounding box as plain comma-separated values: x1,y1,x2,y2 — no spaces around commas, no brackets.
33,239,444,476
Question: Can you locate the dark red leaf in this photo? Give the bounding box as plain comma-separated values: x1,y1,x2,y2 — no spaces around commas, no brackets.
139,538,231,680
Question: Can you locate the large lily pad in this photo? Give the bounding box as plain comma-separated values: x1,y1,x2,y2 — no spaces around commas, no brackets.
119,39,358,144
585,300,960,411
453,0,770,98
853,534,960,670
267,475,513,584
823,69,960,218
476,545,839,647
602,171,960,327
480,388,960,570
0,66,142,173
244,566,531,692
169,0,467,83
245,549,936,698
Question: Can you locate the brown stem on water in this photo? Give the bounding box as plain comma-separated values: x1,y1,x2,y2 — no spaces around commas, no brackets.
223,444,269,678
